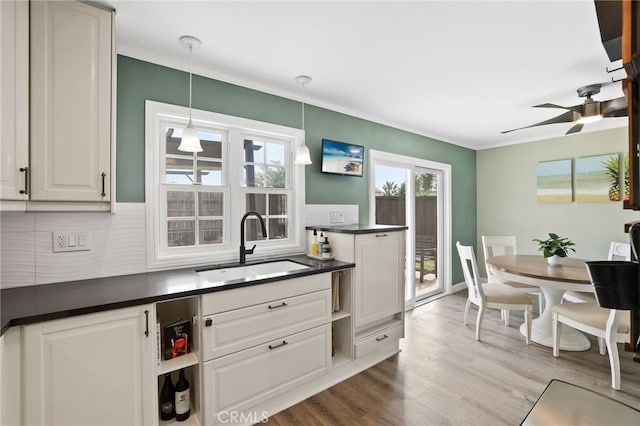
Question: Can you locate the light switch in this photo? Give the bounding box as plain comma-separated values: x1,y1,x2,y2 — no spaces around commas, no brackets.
68,234,77,247
78,233,87,247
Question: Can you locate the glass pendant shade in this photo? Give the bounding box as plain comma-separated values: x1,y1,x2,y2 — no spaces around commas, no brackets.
294,143,312,165
178,120,202,152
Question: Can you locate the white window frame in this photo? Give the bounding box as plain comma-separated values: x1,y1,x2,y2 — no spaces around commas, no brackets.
145,100,306,270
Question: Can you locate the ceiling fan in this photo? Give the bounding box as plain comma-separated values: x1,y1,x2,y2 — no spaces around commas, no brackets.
501,83,627,135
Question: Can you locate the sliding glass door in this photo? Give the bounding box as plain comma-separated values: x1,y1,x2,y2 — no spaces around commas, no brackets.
369,150,451,309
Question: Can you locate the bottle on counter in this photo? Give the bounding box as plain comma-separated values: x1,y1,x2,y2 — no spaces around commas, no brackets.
318,232,325,256
159,373,175,420
322,236,332,259
174,368,190,422
311,229,318,256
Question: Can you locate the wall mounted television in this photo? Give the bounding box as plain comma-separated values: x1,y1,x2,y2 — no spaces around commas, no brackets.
321,139,365,177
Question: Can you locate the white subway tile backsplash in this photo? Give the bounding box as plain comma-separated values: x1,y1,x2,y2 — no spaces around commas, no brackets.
0,211,36,233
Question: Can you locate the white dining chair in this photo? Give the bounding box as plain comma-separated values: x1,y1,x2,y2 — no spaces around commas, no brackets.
552,304,630,390
482,235,544,321
562,241,630,304
457,242,532,343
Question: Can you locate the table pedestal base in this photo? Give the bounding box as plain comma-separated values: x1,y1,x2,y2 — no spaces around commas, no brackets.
520,321,590,351
519,286,591,351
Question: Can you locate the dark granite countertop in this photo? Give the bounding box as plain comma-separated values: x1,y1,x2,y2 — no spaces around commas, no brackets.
305,224,408,234
0,255,354,336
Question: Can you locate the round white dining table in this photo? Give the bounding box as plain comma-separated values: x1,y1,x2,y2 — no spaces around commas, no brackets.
486,254,593,351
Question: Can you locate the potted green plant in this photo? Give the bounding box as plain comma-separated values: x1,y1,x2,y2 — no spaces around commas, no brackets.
533,233,576,266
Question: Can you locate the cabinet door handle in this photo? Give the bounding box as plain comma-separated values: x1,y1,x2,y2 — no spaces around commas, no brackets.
101,172,107,197
267,302,288,310
376,334,388,342
19,166,28,195
205,318,213,327
144,310,149,337
375,234,389,238
268,340,288,350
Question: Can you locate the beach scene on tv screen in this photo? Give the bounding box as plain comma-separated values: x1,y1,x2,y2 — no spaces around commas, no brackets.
322,140,364,176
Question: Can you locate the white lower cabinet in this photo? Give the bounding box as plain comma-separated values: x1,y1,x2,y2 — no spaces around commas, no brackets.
203,325,330,425
22,305,156,426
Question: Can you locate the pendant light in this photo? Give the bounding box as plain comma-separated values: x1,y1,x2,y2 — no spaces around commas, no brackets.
178,35,203,153
294,75,312,165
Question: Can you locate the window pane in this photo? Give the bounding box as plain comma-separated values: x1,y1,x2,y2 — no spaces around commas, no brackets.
200,133,223,160
199,220,223,245
166,158,194,184
268,218,287,240
268,194,287,215
266,166,285,188
245,217,267,242
197,161,222,185
266,144,285,165
199,192,223,216
167,191,195,217
246,194,266,214
244,164,265,187
168,220,195,246
243,139,264,164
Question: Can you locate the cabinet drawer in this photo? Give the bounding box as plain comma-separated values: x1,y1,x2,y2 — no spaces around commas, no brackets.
203,324,330,424
354,323,403,360
202,289,330,360
201,272,330,315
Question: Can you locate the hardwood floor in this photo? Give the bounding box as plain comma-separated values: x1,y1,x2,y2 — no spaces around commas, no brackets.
267,291,640,425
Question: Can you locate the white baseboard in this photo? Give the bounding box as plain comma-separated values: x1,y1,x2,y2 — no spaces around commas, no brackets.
451,281,466,293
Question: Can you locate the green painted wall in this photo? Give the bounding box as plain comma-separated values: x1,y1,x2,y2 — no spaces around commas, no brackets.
116,55,477,283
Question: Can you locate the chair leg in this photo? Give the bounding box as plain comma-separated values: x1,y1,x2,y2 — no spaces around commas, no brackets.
475,305,485,341
605,333,621,390
552,312,560,357
463,299,471,326
598,338,607,356
503,309,510,326
523,308,531,344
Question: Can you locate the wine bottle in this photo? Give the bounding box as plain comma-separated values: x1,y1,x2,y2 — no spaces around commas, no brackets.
159,373,175,420
174,368,191,422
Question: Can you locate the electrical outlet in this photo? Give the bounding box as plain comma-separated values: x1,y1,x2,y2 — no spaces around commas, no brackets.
330,210,344,223
53,231,91,253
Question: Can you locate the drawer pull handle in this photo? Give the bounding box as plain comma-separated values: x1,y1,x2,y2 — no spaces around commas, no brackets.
376,334,389,342
205,318,213,327
144,310,149,337
101,172,107,197
375,234,389,238
19,166,29,195
268,302,288,310
268,340,288,350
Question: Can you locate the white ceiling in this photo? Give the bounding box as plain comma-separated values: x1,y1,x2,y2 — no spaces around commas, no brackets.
107,0,629,150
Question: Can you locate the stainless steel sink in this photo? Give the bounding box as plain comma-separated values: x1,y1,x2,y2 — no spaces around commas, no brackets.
197,260,311,284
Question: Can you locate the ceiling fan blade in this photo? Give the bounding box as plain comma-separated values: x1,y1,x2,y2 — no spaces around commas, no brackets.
565,123,584,134
533,103,583,113
600,96,628,117
501,110,577,134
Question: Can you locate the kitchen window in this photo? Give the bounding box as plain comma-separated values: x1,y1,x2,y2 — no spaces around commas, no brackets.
145,101,306,270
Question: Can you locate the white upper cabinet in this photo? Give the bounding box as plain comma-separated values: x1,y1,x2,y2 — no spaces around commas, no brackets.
0,0,29,201
30,0,113,203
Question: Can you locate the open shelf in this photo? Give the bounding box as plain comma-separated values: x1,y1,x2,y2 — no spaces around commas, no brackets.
332,310,351,321
158,352,199,376
159,411,200,426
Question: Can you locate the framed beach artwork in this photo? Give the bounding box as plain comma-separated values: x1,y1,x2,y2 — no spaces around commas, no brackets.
536,159,573,203
575,153,620,202
321,139,365,177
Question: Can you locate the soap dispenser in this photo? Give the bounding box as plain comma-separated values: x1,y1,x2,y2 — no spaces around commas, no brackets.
322,236,332,259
